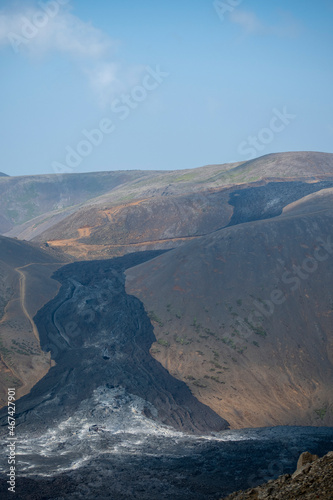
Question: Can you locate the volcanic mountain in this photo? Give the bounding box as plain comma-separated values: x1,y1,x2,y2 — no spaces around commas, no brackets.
126,188,333,428
0,152,333,499
0,151,333,430
2,151,332,262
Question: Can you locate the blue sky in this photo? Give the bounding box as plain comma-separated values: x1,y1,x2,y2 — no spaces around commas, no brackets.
0,0,332,176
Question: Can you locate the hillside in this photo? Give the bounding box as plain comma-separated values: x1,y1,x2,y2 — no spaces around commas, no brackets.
0,236,67,406
223,451,333,500
1,152,333,425
1,161,244,242
228,151,333,181
0,151,333,500
126,190,333,428
17,152,333,261
32,181,333,261
31,190,234,259
73,151,333,203
3,152,333,259
1,252,228,436
0,170,160,235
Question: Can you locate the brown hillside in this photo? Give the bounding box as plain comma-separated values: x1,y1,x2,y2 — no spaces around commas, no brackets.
126,192,333,429
30,156,333,261
1,152,333,416
34,190,234,260
4,153,333,258
0,236,68,406
0,170,160,235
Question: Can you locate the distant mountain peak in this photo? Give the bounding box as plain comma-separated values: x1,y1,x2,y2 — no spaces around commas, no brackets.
0,171,9,177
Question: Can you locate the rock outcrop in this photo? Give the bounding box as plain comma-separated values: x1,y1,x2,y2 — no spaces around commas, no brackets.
222,451,333,499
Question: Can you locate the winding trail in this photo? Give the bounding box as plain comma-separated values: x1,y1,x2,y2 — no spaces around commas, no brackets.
15,262,67,342
15,265,40,342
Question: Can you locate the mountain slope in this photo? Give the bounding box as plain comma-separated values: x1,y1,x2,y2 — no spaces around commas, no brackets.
23,153,333,261
1,152,333,424
0,170,160,235
77,151,333,203
126,191,333,428
31,189,234,259
0,236,67,406
4,152,333,254
1,252,228,435
229,151,333,181
1,162,243,241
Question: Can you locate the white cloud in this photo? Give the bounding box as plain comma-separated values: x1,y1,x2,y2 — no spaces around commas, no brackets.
36,13,113,59
90,63,118,91
230,9,302,38
229,10,262,35
84,61,120,105
0,1,127,104
0,2,113,56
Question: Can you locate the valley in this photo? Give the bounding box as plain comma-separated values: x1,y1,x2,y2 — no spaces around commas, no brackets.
5,251,227,436
1,0,332,496
0,151,333,498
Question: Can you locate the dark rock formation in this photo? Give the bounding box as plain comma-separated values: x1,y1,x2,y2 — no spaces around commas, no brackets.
0,251,228,435
227,180,333,226
0,426,332,499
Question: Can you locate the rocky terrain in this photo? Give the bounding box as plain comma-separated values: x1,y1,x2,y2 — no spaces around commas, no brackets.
0,423,332,499
0,151,333,499
0,251,227,436
222,450,333,499
1,151,333,425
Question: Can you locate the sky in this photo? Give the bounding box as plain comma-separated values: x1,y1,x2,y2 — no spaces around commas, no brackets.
0,0,332,176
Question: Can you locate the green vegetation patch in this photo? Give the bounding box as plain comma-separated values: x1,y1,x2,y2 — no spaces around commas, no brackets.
193,380,207,388
173,172,199,183
314,407,327,420
175,336,192,345
148,310,164,327
157,338,169,347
